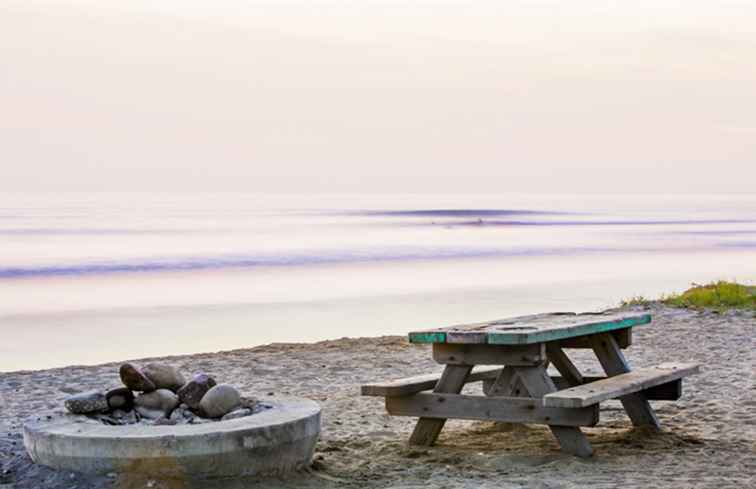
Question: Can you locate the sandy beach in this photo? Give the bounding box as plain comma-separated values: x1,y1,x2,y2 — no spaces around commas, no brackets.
4,1,756,487
1,304,754,489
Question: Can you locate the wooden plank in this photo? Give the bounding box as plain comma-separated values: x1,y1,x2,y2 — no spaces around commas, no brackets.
410,312,577,344
543,363,700,408
432,343,545,366
546,344,584,386
409,312,651,346
516,365,594,458
559,328,632,349
445,331,488,344
362,369,678,400
645,379,682,400
387,393,599,427
590,333,660,429
409,365,472,446
487,314,651,345
445,313,578,344
361,366,503,397
551,376,683,400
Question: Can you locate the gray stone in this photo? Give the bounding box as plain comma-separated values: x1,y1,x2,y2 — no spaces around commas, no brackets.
24,398,321,478
239,396,258,410
199,384,241,418
169,408,187,423
142,363,186,392
64,390,108,414
153,417,178,426
135,407,164,420
177,373,216,409
221,408,253,421
113,409,137,424
134,389,179,416
189,416,214,424
168,404,197,424
106,388,134,411
119,363,156,392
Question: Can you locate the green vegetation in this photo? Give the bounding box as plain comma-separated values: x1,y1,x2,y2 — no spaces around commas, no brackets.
620,296,653,307
622,281,755,311
663,281,755,311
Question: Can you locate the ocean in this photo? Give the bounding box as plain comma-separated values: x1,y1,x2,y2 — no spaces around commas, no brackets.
1,192,754,371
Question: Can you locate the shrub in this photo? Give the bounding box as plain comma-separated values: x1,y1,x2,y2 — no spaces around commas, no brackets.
662,281,755,311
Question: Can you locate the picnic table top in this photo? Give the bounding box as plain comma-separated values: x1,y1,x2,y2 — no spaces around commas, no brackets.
408,312,651,345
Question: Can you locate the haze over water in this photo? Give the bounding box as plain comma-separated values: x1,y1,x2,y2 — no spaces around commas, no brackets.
1,192,754,371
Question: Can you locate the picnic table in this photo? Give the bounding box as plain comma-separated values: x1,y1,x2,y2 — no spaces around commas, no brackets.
362,312,699,457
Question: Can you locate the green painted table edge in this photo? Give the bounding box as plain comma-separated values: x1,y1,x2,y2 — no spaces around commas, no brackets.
408,314,652,345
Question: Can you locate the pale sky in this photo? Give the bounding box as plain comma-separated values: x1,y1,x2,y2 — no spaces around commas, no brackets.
2,1,755,193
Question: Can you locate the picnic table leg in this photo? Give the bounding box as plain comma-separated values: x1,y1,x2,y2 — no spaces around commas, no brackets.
485,366,525,396
482,366,528,432
516,364,594,458
546,344,584,386
590,333,661,429
409,364,473,446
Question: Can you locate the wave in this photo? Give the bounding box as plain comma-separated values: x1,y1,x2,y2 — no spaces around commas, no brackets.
418,218,756,227
719,241,756,248
671,230,756,236
344,209,565,217
0,246,614,279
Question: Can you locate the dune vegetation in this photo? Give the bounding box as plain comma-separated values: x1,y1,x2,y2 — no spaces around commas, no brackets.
623,281,755,311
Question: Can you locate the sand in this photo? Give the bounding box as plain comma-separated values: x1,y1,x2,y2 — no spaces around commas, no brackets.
1,304,754,488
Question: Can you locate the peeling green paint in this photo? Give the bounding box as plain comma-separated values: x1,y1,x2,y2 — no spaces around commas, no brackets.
487,315,651,345
408,332,446,344
408,314,651,345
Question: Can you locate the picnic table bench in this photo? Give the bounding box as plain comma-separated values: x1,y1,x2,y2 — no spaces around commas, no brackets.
362,312,699,457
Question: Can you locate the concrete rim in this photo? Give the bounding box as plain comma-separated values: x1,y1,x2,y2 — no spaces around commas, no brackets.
23,397,321,478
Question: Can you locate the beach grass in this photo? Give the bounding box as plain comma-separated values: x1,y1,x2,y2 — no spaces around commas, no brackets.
662,281,755,311
623,281,755,311
620,296,653,307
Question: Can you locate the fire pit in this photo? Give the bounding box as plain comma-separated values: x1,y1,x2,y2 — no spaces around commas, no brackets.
22,361,320,478
24,398,320,478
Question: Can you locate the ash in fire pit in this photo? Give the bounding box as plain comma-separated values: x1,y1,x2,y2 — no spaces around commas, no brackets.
63,362,269,425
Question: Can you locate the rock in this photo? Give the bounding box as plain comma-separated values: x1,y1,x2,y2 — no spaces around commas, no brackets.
177,373,216,409
142,363,186,392
169,408,186,422
189,416,214,424
119,363,156,392
114,409,138,424
134,389,179,416
64,390,108,414
135,407,163,420
106,388,134,411
168,404,195,423
221,408,253,421
153,417,178,426
199,384,241,418
239,396,258,410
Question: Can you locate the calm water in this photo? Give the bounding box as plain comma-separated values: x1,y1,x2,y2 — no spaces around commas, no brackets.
1,192,754,371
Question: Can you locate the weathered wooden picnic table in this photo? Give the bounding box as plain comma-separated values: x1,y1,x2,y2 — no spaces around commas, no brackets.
362,312,699,457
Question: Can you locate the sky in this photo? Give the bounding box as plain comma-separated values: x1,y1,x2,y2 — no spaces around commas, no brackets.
1,1,755,193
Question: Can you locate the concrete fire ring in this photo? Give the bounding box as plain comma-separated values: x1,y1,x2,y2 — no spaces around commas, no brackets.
23,397,320,478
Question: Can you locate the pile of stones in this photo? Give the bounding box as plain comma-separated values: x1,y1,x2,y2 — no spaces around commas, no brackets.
63,362,264,425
